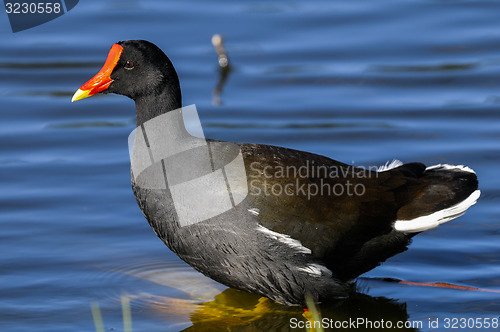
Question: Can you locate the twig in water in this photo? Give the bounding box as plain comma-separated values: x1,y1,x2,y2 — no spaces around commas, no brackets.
211,34,232,105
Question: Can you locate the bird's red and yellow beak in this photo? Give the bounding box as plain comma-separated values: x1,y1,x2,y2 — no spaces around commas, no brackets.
72,44,123,102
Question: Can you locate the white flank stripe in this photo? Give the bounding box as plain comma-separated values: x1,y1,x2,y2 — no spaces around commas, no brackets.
248,208,260,216
256,225,312,254
297,264,332,278
394,190,481,233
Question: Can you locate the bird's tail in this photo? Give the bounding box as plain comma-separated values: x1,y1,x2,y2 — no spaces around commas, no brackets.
393,164,479,233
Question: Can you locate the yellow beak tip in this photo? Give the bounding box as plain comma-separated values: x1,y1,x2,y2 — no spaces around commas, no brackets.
71,88,91,102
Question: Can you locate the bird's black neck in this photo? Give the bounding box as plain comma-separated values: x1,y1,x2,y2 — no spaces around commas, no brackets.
135,83,182,128
134,85,192,142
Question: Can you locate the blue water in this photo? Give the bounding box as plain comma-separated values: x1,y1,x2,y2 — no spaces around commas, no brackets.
1,0,499,331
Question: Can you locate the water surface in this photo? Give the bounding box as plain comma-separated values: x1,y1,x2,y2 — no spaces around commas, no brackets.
1,0,499,331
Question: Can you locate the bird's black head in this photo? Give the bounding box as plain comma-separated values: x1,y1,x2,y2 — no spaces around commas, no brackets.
72,40,182,121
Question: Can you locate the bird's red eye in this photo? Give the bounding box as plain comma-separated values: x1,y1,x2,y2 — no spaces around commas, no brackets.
124,60,134,70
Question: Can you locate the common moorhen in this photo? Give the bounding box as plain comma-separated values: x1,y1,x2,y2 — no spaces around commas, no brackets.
72,40,480,305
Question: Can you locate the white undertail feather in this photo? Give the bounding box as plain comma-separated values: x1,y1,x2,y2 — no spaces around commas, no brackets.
394,189,480,233
378,159,403,172
425,163,476,174
378,161,477,175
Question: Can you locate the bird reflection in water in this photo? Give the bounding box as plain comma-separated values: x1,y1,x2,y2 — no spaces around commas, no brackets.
123,266,417,332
